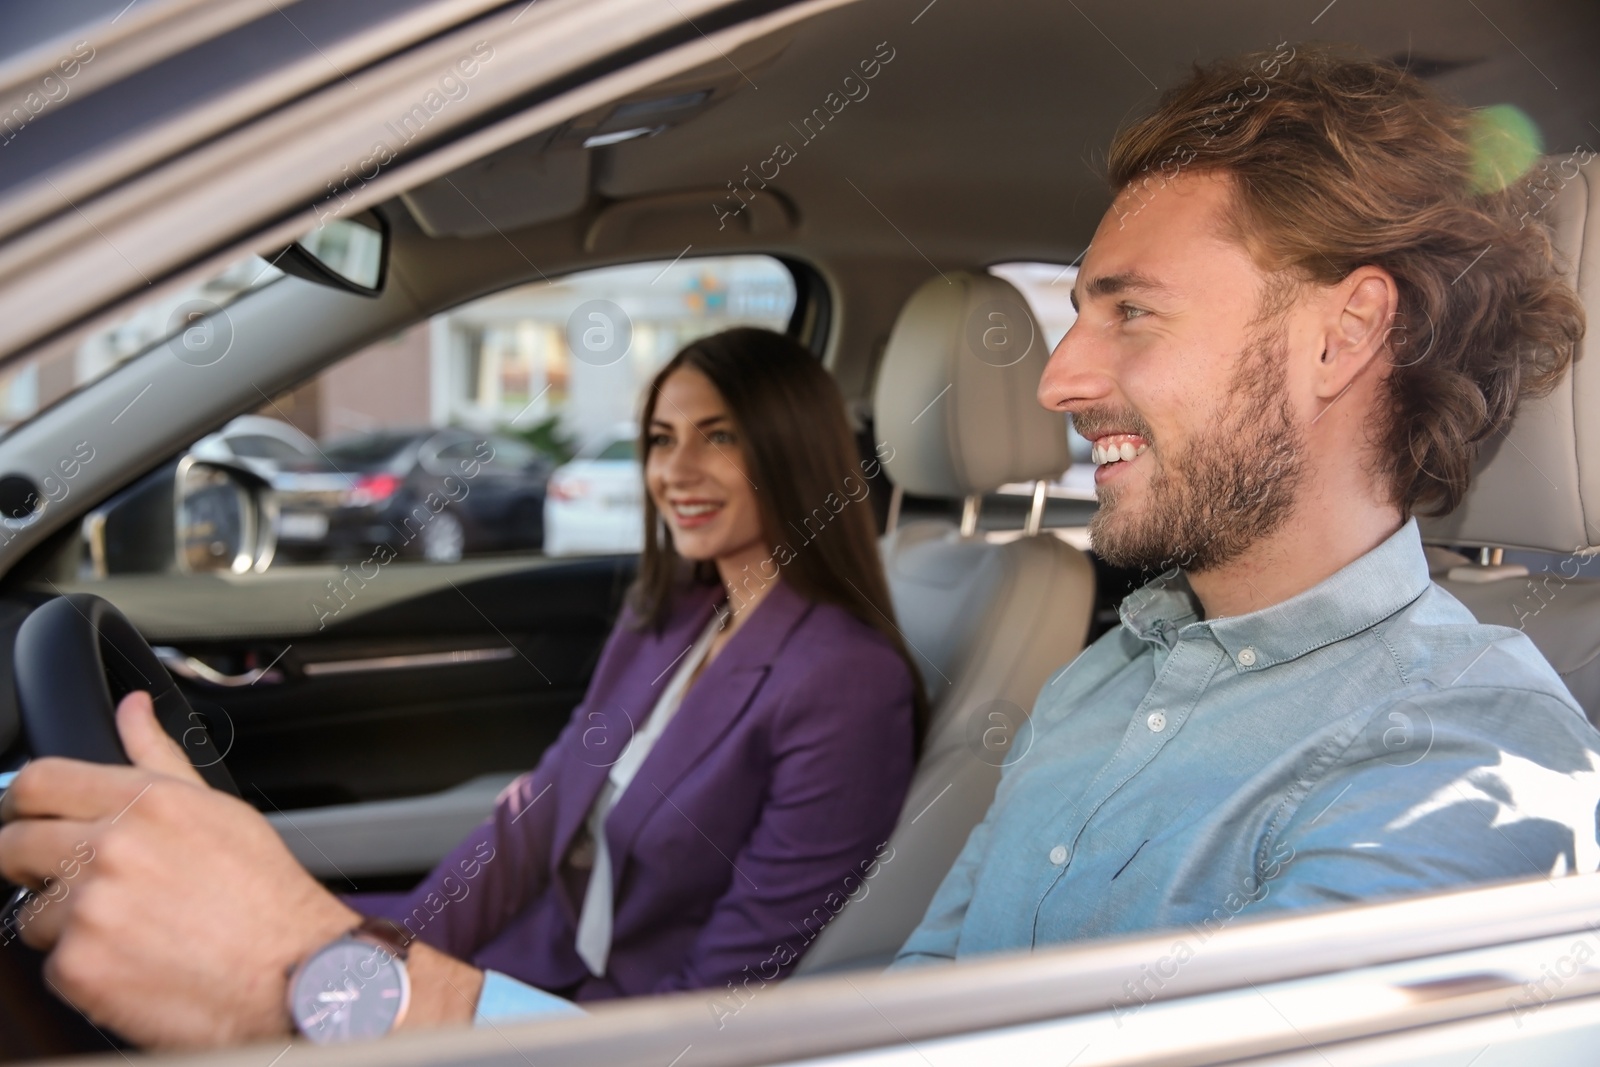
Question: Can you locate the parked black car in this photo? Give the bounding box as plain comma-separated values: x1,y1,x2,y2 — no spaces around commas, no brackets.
272,428,553,563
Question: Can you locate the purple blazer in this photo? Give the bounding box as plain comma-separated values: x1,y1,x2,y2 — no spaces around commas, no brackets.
358,578,915,1000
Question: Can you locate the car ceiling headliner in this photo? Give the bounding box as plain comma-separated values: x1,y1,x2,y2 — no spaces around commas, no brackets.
406,0,1600,274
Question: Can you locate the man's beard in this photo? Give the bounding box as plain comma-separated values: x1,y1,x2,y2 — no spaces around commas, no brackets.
1084,327,1306,575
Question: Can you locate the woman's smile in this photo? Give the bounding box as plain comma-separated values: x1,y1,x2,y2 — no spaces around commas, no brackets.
665,497,726,529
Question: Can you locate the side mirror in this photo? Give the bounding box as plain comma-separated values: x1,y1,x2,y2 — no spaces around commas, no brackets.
83,460,276,577
268,209,388,297
174,457,277,575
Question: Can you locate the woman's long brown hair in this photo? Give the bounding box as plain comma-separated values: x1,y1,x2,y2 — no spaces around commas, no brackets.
627,327,928,749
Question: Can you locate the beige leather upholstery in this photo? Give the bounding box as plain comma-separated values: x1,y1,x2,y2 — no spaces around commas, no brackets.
1426,547,1600,723
1424,157,1600,721
872,272,1073,498
796,274,1095,974
1421,158,1598,553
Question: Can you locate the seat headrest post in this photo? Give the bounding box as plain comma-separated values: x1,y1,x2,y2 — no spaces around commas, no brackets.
959,494,981,538
1025,479,1047,536
885,484,903,535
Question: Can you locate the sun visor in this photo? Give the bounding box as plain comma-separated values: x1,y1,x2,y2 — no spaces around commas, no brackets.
399,30,793,240
400,138,590,239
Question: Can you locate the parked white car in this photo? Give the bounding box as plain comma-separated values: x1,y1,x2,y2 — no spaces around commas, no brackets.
542,424,643,556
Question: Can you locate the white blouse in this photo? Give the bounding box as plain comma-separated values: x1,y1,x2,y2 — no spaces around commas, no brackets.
573,609,726,976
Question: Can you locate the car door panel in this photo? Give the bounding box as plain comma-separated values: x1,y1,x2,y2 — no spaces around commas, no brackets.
266,770,518,885
19,555,636,819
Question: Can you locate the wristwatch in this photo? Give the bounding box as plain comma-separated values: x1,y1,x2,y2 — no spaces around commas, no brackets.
287,917,412,1043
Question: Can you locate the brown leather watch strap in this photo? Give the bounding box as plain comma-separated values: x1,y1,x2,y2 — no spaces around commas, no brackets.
353,916,413,961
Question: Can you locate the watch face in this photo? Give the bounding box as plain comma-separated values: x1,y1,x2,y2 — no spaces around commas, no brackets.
290,937,409,1043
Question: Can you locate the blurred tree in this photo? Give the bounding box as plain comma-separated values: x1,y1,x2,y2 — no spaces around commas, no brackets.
507,413,577,464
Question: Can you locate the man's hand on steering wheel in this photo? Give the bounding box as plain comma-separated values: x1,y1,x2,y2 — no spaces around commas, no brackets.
0,690,360,1049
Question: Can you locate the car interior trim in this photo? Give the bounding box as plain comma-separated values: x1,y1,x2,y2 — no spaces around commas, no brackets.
268,771,519,879
0,0,548,243
151,646,286,688
0,0,295,150
298,646,517,678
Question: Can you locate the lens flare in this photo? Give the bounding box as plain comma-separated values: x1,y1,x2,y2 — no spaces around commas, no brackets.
1467,104,1543,195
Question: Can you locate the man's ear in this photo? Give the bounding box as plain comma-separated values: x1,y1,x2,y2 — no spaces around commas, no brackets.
1316,266,1399,399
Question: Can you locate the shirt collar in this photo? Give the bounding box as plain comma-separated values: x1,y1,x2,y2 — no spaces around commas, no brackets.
1117,519,1432,669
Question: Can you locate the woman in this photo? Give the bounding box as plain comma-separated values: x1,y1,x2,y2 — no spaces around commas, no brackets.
362,327,925,1001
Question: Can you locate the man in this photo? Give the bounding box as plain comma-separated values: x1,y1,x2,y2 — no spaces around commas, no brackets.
0,43,1594,1050
895,45,1600,969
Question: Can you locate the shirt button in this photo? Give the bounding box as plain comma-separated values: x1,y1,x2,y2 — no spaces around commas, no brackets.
1146,710,1167,732
1049,845,1068,865
1237,647,1258,668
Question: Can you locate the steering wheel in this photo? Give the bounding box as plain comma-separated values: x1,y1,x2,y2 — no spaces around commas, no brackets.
0,594,240,1058
12,593,238,794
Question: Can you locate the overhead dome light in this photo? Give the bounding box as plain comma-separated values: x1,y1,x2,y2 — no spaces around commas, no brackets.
612,89,711,119
582,125,666,149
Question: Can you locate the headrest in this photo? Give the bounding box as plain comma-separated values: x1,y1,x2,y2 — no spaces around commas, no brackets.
1421,156,1598,553
872,271,1070,498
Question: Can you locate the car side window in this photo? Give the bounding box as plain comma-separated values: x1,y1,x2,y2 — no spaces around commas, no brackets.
988,261,1095,487
74,254,796,575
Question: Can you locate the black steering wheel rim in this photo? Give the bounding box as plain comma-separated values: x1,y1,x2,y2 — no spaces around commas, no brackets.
12,593,238,795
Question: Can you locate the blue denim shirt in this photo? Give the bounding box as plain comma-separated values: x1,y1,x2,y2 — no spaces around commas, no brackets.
895,519,1600,967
